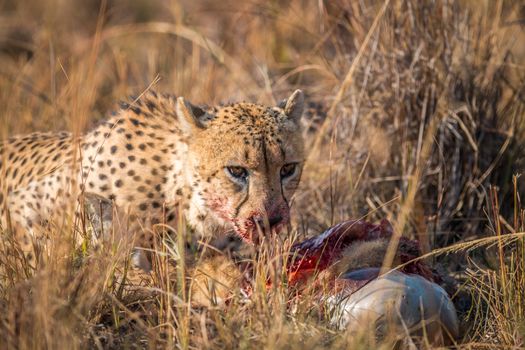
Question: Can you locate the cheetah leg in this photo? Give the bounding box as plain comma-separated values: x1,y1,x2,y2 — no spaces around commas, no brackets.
80,194,181,273
83,196,156,272
4,194,45,267
4,180,76,266
126,213,179,273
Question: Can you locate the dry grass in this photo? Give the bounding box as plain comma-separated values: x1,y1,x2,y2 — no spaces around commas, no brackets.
1,0,525,348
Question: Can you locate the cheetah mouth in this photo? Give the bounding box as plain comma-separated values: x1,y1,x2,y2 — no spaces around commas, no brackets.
232,220,287,245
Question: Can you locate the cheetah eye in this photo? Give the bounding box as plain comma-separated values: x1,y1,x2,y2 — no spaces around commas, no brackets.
225,166,249,182
280,163,297,179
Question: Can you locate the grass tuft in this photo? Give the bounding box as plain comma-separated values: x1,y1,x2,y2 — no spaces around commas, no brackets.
1,0,525,348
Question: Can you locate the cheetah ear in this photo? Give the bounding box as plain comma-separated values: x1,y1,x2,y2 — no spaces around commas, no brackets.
176,97,212,134
279,89,304,123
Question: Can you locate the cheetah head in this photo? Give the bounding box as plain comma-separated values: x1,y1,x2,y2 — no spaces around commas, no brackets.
176,90,305,244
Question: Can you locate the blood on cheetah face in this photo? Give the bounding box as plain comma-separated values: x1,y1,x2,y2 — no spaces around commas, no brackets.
177,90,305,243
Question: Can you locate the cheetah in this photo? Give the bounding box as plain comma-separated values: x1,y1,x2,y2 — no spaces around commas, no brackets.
0,90,305,269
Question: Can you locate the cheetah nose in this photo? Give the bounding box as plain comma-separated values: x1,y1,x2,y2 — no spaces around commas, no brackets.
254,215,283,230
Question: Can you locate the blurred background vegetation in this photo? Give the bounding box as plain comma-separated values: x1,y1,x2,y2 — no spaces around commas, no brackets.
1,0,525,348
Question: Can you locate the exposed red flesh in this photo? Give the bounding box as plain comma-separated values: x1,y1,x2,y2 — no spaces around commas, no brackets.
286,219,437,286
236,219,438,302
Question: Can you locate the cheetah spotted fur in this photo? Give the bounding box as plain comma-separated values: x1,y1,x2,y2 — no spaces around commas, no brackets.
0,90,305,269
